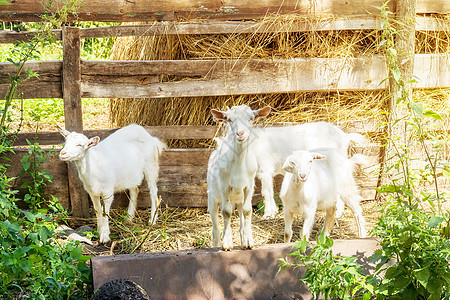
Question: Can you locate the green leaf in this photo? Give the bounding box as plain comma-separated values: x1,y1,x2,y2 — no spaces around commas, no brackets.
323,235,333,249
23,210,38,222
414,267,430,288
409,102,424,118
385,265,401,280
0,0,11,5
443,169,450,180
402,286,418,299
299,238,308,253
428,216,444,228
362,292,371,300
376,184,398,193
442,272,450,286
426,278,443,297
38,225,52,241
378,39,387,49
393,275,411,290
391,69,401,83
423,110,442,121
317,229,326,246
21,161,30,171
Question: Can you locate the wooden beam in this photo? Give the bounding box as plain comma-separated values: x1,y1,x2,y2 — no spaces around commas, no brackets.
2,0,447,22
0,81,62,99
0,0,398,22
1,54,448,99
79,16,450,38
0,61,63,98
0,60,62,74
81,54,450,99
11,118,450,148
0,29,62,44
62,26,90,218
1,16,447,44
62,28,83,132
12,126,220,146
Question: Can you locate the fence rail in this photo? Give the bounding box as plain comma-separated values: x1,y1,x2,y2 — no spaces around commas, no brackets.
1,54,449,99
1,16,449,44
1,0,449,22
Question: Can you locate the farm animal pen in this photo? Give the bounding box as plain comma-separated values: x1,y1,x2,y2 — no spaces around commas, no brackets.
1,0,449,219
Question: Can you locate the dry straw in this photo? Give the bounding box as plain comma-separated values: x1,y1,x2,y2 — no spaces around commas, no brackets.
109,15,450,147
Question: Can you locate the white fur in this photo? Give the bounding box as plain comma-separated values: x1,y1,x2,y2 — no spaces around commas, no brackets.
207,105,270,250
57,124,166,243
252,122,367,218
280,148,367,242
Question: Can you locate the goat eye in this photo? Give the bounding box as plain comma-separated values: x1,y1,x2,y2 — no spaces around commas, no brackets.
77,144,83,147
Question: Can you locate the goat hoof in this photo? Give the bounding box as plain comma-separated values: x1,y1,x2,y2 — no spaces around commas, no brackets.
262,212,277,219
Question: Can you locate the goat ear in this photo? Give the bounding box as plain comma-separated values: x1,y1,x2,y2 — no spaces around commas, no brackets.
282,160,294,173
312,153,326,160
211,109,228,122
253,106,271,118
87,136,100,148
56,124,70,138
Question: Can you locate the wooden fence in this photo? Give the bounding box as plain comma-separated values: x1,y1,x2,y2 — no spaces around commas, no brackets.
1,0,449,217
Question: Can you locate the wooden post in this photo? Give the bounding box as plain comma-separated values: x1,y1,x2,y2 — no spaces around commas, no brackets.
62,26,90,218
379,0,416,191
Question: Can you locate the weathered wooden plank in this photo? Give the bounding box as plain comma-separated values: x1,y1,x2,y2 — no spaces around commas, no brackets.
11,119,450,147
0,61,62,98
160,148,212,166
0,60,62,74
79,16,450,38
0,81,62,99
115,17,450,38
81,54,450,98
62,26,90,218
12,126,220,146
1,54,448,100
157,165,207,185
2,0,450,22
1,16,447,44
62,28,83,132
0,0,396,22
0,29,62,44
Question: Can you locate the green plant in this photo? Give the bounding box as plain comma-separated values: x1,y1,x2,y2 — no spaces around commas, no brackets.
278,231,374,300
20,140,54,212
0,2,94,298
368,2,450,299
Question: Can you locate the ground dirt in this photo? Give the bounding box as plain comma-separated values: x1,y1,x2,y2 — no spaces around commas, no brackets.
63,199,383,257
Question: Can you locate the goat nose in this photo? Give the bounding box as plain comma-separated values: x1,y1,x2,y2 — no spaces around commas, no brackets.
60,151,66,155
236,132,245,137
300,174,306,180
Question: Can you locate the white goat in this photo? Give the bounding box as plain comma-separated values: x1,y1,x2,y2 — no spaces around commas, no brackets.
280,148,367,242
57,124,166,243
252,122,367,218
207,105,271,250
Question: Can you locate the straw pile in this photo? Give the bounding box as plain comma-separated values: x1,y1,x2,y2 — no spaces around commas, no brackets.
109,15,450,148
78,200,382,255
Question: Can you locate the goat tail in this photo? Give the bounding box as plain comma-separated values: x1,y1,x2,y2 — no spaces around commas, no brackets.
347,132,368,146
155,139,168,158
350,153,368,167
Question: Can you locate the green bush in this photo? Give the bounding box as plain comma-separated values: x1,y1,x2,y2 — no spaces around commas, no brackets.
0,143,92,299
278,232,374,300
